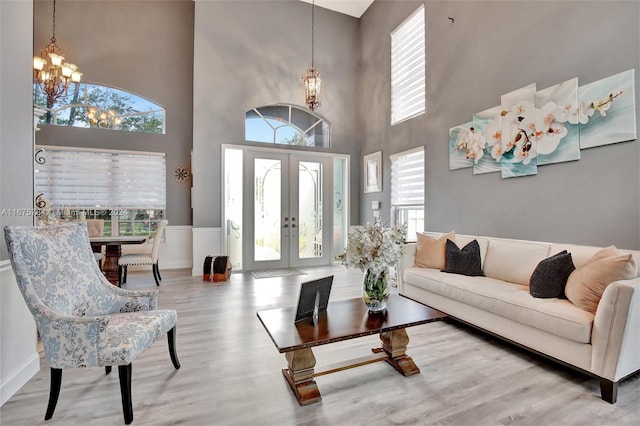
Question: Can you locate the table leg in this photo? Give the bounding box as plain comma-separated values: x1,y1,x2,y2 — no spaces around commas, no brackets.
380,328,420,376
282,348,321,405
102,244,122,286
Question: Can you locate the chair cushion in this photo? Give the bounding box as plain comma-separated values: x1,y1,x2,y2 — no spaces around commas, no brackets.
101,309,177,365
483,239,550,286
119,253,154,266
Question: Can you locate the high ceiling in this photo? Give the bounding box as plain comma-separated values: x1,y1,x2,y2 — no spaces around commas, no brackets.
299,0,375,18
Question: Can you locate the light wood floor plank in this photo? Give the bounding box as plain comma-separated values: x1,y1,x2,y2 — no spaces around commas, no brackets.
1,266,638,425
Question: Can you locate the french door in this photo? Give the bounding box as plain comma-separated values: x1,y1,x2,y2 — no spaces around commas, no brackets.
242,150,333,271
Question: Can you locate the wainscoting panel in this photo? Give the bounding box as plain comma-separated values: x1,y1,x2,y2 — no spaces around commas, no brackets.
191,227,224,276
121,225,193,271
0,260,40,406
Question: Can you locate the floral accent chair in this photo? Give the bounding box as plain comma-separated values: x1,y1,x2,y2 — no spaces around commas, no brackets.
4,222,180,424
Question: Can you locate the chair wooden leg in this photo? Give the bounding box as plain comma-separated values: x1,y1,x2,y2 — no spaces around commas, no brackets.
118,364,133,425
168,326,181,369
152,264,160,286
156,262,162,281
105,366,112,375
45,367,62,420
123,266,128,284
118,266,123,286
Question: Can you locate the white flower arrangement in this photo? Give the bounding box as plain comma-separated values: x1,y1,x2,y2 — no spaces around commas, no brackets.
341,220,407,275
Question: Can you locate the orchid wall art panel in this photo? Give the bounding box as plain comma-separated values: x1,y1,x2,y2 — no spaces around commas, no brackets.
534,78,580,165
499,84,537,178
449,69,636,179
449,121,475,170
578,69,637,149
472,106,503,175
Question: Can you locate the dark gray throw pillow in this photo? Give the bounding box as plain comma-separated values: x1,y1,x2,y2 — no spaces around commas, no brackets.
529,250,575,298
442,239,484,276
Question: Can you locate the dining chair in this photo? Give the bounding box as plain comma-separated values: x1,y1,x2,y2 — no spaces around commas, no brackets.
4,222,180,425
85,218,105,268
118,220,168,286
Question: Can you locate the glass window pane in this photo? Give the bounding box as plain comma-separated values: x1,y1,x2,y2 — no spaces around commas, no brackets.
245,116,274,143
333,158,347,260
254,158,281,261
225,149,243,270
298,161,322,259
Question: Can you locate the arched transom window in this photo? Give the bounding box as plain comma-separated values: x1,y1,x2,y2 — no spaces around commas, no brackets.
245,104,330,148
34,82,166,134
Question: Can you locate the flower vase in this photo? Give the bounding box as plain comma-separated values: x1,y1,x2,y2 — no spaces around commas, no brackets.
362,269,390,313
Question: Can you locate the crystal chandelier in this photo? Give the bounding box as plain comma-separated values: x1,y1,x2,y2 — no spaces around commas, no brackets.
33,0,82,106
302,0,321,111
88,107,122,129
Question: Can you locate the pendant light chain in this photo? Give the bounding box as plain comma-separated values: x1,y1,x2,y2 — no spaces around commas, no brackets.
311,0,315,68
52,0,57,42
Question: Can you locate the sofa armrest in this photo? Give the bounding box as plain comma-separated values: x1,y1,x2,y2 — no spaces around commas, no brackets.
591,276,640,380
397,243,416,294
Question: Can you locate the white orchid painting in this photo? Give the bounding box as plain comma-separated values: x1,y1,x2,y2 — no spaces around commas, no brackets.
449,69,636,179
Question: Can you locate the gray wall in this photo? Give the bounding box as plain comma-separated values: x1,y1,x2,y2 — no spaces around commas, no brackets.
33,0,194,226
192,0,361,228
359,0,640,250
1,0,35,259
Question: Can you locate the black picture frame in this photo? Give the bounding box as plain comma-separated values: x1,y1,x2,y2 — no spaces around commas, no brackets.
294,276,333,323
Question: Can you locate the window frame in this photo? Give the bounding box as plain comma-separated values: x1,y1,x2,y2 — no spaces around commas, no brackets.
390,146,425,240
390,4,426,126
34,145,166,237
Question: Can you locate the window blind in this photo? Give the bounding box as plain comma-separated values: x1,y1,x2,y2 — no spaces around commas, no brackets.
35,146,166,209
390,4,425,125
390,147,424,206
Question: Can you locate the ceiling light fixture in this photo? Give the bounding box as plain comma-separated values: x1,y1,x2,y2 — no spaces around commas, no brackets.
33,0,82,106
302,0,321,111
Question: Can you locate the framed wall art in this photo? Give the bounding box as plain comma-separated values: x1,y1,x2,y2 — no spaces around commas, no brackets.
364,151,382,193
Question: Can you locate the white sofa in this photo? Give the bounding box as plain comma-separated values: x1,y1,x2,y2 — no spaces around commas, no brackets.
397,232,640,403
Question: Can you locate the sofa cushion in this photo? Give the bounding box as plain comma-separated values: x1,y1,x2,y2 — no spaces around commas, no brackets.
403,267,593,343
455,235,490,269
565,253,637,313
483,239,550,286
442,239,484,276
529,250,575,299
415,231,455,269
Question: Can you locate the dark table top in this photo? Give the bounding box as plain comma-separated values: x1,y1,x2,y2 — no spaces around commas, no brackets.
257,294,447,353
89,236,147,245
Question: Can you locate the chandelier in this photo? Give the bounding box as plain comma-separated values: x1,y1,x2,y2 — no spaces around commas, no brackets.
88,107,122,129
33,0,82,106
302,0,321,111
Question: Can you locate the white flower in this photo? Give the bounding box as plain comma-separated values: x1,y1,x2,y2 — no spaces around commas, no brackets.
533,103,568,155
455,127,486,164
341,221,407,275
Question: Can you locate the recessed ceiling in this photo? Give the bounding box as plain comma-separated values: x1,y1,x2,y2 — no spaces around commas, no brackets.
299,0,375,18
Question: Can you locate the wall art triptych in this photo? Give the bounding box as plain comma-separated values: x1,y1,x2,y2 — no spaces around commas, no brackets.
449,69,637,178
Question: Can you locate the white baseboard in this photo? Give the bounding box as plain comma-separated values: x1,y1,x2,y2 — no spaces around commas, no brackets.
0,353,40,406
1,260,39,406
191,227,224,276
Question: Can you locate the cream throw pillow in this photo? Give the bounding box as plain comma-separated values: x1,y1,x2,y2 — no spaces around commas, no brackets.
565,250,637,314
415,231,455,269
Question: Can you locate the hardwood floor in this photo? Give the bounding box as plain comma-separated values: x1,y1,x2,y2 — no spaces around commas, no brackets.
2,266,639,425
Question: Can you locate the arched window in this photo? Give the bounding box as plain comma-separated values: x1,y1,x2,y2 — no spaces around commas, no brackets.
33,82,165,134
245,104,330,148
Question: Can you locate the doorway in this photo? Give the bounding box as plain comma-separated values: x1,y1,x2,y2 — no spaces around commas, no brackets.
223,146,348,271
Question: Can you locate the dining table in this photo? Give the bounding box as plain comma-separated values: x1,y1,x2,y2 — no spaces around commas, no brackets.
90,236,148,285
